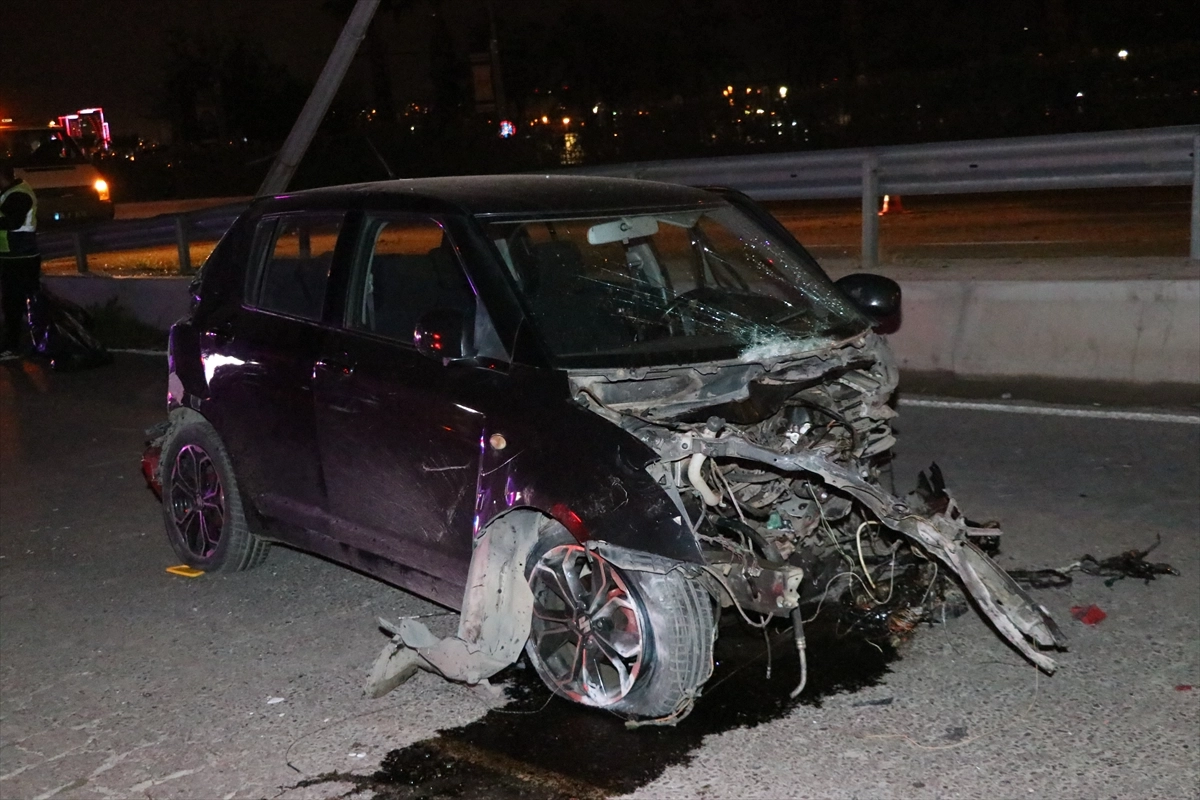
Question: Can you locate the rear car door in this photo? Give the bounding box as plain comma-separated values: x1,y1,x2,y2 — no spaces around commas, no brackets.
312,213,493,602
207,211,346,534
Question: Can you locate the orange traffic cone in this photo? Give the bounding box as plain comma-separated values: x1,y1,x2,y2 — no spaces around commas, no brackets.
879,194,906,215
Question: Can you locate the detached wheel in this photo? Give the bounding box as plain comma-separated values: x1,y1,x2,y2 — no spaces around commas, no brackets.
160,419,268,572
524,534,715,719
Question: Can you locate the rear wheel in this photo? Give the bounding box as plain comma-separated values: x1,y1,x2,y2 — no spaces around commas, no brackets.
524,531,715,719
160,419,269,572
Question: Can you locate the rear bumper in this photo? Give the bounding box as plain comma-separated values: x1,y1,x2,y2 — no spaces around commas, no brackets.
141,444,162,498
38,191,114,226
141,420,170,499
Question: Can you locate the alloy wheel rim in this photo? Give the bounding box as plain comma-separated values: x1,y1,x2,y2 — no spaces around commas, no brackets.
526,544,645,707
169,444,225,559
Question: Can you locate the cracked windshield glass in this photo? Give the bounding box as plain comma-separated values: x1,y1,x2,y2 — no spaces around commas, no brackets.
487,205,867,366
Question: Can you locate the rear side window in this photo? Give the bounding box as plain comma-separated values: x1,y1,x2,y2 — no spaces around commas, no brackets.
248,214,344,321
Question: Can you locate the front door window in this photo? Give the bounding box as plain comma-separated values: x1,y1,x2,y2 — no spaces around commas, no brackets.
349,217,475,344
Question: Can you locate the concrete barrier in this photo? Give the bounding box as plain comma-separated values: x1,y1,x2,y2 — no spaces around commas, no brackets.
41,266,1200,385
43,274,193,332
889,279,1200,384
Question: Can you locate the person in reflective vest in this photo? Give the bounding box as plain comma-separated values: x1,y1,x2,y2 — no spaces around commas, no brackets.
0,162,40,357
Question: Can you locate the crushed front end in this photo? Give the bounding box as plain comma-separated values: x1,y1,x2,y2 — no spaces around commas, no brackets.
569,332,1067,679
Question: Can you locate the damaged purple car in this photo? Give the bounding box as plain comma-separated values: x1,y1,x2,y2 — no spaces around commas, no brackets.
144,175,1065,722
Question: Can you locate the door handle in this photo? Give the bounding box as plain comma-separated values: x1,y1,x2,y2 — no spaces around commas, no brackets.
315,357,355,377
207,325,234,346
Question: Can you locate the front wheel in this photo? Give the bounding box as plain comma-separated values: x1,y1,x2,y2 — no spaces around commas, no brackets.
524,536,715,719
160,419,269,572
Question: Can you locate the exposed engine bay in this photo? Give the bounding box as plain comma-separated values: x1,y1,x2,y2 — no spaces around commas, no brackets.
366,332,1068,720
569,332,1067,678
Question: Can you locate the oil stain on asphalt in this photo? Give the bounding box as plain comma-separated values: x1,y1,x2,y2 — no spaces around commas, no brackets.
294,615,896,799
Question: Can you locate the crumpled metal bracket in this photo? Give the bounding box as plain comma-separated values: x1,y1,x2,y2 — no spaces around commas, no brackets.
687,432,1068,672
364,513,540,698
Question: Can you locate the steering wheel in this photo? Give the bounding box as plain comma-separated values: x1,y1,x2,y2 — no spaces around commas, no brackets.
656,287,729,337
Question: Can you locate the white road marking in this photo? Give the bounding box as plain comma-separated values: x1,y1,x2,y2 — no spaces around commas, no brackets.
900,397,1199,424
906,239,1093,246
126,768,201,793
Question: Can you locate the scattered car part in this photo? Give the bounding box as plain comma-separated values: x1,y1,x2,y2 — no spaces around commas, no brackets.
1070,605,1108,625
1009,535,1179,589
25,289,112,371
1079,535,1180,585
365,512,540,694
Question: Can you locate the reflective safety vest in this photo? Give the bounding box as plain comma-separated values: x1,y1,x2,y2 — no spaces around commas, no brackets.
0,181,38,257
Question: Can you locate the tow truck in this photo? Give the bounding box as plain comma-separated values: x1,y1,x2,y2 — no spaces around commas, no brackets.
0,119,114,225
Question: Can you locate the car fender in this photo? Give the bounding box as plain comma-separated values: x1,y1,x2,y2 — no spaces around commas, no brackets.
166,320,208,412
473,396,703,565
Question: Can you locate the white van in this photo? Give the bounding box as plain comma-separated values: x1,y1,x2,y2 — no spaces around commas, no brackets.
0,124,114,225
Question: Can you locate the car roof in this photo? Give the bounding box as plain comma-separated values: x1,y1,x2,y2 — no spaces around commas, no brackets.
266,174,724,218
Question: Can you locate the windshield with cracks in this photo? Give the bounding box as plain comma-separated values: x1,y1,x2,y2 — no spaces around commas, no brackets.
486,205,869,367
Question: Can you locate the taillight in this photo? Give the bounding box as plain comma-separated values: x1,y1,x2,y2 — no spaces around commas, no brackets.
93,178,110,201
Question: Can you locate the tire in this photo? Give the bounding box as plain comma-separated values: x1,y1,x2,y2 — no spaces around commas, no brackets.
524,528,715,719
160,419,269,573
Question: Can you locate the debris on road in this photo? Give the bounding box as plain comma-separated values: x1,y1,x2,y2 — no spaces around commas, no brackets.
26,288,112,371
1079,535,1180,586
165,564,204,578
1009,535,1179,590
1069,605,1107,625
1006,568,1073,589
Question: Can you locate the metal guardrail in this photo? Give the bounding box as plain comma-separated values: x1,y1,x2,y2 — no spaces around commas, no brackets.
579,125,1200,266
40,125,1200,272
39,202,248,275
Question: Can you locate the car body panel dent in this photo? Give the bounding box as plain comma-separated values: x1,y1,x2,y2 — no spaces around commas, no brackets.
472,373,703,565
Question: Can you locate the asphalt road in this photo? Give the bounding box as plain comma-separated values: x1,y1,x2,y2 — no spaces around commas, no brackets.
1,355,1197,800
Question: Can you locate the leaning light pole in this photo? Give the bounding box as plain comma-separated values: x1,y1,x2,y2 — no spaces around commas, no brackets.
258,0,381,196
1191,132,1199,261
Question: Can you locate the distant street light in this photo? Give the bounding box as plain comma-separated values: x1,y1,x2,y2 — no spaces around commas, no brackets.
1118,49,1129,60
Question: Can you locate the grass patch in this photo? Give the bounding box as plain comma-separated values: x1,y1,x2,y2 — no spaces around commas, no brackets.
85,299,170,350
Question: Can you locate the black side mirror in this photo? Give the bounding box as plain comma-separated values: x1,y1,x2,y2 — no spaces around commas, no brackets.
413,308,472,361
836,273,901,330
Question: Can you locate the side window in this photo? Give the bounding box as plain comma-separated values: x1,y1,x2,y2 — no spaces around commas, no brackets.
350,216,475,343
249,214,343,320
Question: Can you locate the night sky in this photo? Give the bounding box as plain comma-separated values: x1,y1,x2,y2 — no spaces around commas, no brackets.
5,0,1197,151
5,0,337,134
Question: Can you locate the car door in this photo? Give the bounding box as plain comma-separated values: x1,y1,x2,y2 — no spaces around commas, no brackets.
206,211,346,535
312,213,495,596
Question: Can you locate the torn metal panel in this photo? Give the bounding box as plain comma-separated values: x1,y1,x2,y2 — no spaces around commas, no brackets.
365,512,540,695
636,423,1066,671
564,332,1065,677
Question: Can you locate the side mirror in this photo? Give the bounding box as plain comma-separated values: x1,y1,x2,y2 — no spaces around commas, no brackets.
413,308,471,361
836,273,901,330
